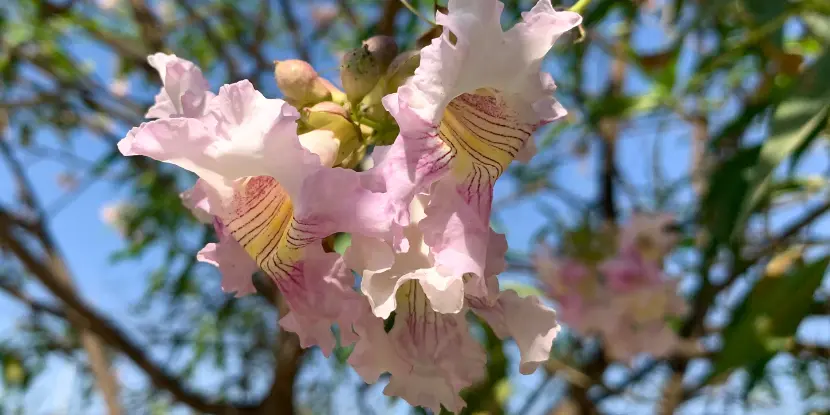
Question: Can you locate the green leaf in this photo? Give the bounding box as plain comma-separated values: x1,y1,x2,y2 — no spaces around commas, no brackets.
710,256,830,383
701,146,760,245
743,0,787,47
803,13,830,43
733,50,830,239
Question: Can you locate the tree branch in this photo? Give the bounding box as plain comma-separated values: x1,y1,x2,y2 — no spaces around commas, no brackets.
0,209,256,415
0,137,124,415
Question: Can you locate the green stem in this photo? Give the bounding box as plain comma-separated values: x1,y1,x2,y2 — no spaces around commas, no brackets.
400,0,437,26
569,0,593,14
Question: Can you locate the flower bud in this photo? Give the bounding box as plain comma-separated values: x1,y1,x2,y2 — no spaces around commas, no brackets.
304,102,362,167
317,78,348,105
274,59,331,107
340,45,381,103
299,130,340,168
362,35,398,72
358,80,392,125
385,51,420,94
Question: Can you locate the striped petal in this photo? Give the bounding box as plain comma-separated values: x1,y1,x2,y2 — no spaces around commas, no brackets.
120,71,393,354
350,281,486,414
196,219,258,297
377,0,580,226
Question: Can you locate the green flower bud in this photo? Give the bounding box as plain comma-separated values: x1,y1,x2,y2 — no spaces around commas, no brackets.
359,80,392,125
340,45,381,103
385,51,420,94
274,59,331,107
362,35,398,73
304,102,362,167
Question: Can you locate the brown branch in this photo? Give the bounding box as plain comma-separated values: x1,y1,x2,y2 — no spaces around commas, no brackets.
597,37,625,223
0,279,68,319
277,0,311,62
127,0,166,53
0,137,124,415
377,0,403,36
173,0,243,80
0,210,256,415
256,292,304,415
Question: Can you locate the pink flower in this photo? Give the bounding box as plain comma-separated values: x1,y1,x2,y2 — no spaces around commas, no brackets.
348,290,486,414
373,0,581,289
601,282,688,361
598,250,663,293
120,54,390,355
619,212,679,261
346,225,559,412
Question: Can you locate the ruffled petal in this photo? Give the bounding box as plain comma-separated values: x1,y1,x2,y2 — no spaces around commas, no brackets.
180,179,214,224
146,53,213,119
347,304,409,383
383,281,486,413
277,245,362,356
420,181,490,282
349,196,466,318
196,220,258,297
377,1,580,235
470,287,559,374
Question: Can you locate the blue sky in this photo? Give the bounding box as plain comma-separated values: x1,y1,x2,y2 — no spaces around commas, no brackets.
1,1,828,414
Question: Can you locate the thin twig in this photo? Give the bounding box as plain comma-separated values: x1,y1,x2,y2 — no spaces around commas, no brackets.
277,0,311,62
399,0,436,26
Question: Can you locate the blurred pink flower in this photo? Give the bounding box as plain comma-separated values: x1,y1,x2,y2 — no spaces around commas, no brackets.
598,250,663,293
619,212,679,261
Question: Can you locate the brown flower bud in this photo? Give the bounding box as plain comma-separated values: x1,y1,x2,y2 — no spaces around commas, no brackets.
340,45,381,103
362,35,398,72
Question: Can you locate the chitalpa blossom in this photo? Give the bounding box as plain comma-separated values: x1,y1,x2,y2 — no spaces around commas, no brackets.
117,0,581,411
120,53,390,355
536,213,689,362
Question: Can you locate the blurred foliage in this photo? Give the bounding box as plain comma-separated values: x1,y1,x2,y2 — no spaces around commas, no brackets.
0,0,829,414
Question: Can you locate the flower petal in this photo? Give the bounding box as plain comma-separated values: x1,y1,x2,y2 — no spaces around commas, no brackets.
350,198,466,318
196,220,258,297
598,251,663,293
146,53,213,119
180,179,214,223
351,281,486,413
377,0,580,228
420,181,490,282
278,245,362,356
470,285,559,374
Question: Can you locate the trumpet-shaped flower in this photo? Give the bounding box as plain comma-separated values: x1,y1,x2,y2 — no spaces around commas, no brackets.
375,0,581,293
120,54,388,355
346,197,559,411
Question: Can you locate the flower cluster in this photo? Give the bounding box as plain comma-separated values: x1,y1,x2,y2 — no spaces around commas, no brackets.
535,214,689,362
118,1,581,411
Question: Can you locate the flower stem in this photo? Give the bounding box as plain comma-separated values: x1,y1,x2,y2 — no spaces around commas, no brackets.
569,0,593,14
399,0,436,26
